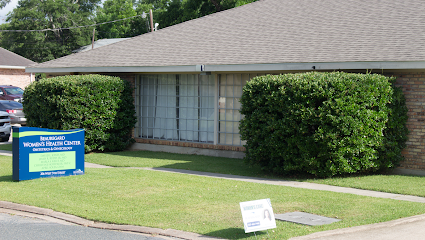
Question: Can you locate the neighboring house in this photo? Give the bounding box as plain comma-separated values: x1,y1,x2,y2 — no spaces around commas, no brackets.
0,47,35,89
73,38,130,53
27,0,425,175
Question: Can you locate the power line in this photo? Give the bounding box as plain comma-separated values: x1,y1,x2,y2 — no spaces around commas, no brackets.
1,30,142,44
0,13,146,32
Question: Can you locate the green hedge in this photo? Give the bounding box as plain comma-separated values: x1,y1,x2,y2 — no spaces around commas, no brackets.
239,72,408,177
23,74,137,152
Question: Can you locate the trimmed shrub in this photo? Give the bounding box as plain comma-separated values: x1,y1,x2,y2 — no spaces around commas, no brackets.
239,72,408,177
23,74,137,152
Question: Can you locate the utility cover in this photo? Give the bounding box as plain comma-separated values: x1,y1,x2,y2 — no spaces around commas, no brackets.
274,212,340,226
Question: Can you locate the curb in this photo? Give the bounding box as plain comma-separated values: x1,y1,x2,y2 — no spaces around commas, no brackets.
0,150,12,156
0,201,223,240
289,213,425,240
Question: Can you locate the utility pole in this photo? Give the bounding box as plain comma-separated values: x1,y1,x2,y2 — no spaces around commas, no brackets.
149,9,154,32
92,28,95,49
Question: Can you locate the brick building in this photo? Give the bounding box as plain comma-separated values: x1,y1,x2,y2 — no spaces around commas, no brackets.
0,47,35,89
27,0,425,174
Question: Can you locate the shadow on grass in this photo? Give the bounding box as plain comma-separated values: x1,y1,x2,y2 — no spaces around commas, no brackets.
0,175,14,182
87,150,329,181
0,144,13,151
87,150,425,181
87,150,271,178
206,228,270,240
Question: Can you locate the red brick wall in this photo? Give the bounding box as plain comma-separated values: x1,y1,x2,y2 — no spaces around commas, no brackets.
113,74,135,90
0,68,34,89
393,71,425,170
103,73,135,97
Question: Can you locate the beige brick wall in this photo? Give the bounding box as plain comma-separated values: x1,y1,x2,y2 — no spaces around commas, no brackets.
0,68,34,89
393,72,425,171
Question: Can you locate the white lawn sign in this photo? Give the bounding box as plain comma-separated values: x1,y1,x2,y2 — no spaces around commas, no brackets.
240,198,276,233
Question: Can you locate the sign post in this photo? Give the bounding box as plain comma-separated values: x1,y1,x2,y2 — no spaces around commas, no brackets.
12,127,85,181
240,198,276,234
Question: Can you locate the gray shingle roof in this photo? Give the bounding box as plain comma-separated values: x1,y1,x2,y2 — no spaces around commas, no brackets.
0,47,35,67
29,0,425,70
73,38,130,53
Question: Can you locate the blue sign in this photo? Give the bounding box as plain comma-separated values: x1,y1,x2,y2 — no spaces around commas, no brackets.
12,127,85,181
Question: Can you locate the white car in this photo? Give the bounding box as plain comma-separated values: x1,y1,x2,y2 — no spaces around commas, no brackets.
0,111,11,142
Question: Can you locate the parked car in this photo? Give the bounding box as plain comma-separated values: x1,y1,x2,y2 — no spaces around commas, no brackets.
0,100,26,125
0,111,11,142
0,85,24,102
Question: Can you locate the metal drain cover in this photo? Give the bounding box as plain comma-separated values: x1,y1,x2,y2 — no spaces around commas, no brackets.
274,212,341,226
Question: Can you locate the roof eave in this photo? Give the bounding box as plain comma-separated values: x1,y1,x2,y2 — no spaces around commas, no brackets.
205,61,425,72
1,65,26,70
26,61,425,74
26,65,204,73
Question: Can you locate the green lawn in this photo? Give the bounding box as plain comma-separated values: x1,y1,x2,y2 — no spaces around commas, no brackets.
308,175,425,197
4,145,425,197
85,150,425,197
1,154,425,240
3,146,425,197
0,144,12,151
85,150,266,177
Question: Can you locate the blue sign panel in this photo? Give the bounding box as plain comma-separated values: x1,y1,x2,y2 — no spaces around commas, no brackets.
12,127,85,181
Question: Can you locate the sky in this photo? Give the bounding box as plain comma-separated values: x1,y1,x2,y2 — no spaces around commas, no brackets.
0,0,19,24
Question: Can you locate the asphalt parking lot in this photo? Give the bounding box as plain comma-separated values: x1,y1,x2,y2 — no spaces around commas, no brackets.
0,212,169,240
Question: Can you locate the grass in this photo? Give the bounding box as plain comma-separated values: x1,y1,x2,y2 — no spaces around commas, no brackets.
85,150,266,177
85,150,425,197
0,144,12,151
308,175,425,197
3,146,425,197
1,155,424,240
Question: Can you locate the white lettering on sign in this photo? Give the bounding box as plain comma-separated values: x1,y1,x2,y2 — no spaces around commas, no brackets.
64,140,81,145
32,148,51,152
40,136,65,141
46,141,64,146
23,142,45,147
23,136,81,149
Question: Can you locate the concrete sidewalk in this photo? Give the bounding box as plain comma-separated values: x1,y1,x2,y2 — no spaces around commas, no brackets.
290,214,425,240
2,151,425,239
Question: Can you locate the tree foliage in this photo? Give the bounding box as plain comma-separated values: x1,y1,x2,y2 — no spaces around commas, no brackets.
239,72,408,177
1,0,100,63
23,74,137,152
155,0,258,29
93,0,258,38
0,0,10,9
95,0,139,39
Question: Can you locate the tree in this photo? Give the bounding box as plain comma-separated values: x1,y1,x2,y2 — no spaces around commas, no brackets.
133,0,168,33
1,0,100,63
0,0,10,9
154,0,258,29
95,0,258,37
95,0,139,39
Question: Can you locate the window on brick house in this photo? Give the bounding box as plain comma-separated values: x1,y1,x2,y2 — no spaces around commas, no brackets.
135,74,215,143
